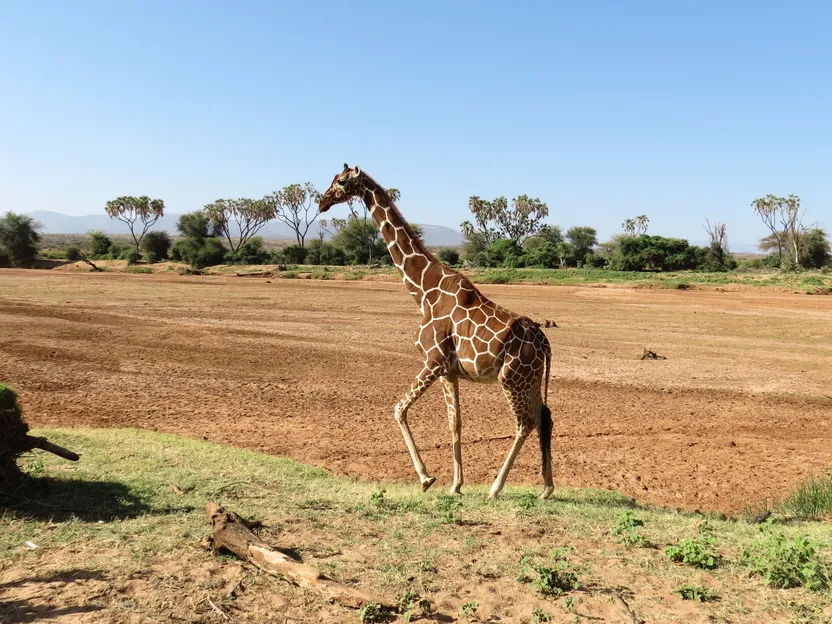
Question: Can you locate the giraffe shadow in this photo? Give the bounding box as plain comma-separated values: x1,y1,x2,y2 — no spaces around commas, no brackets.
0,474,194,522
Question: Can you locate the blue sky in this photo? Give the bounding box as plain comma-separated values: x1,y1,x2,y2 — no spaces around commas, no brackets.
1,1,830,245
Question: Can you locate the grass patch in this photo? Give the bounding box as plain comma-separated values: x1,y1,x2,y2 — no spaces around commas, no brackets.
3,428,832,622
125,266,153,274
778,470,832,519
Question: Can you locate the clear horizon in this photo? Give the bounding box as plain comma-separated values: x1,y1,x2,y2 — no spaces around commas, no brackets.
2,1,830,247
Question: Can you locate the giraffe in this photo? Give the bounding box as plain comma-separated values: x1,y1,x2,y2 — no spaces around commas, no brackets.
318,164,554,500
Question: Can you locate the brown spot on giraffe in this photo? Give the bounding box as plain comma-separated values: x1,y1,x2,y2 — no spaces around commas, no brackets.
318,164,554,499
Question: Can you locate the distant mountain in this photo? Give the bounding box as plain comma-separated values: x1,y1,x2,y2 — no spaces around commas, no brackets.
26,210,465,248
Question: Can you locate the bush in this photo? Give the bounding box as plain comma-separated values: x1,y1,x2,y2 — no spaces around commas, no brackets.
742,532,830,590
107,243,129,260
278,244,308,265
192,238,227,269
517,549,582,597
226,237,270,265
119,249,139,265
89,231,112,257
305,240,345,266
141,231,172,262
66,246,81,261
170,239,187,262
523,241,560,268
0,212,42,267
612,511,646,548
437,247,460,266
486,239,524,267
664,533,721,569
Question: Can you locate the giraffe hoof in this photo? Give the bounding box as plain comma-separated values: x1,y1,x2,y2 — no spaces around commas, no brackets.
540,486,555,500
448,486,462,496
421,476,436,492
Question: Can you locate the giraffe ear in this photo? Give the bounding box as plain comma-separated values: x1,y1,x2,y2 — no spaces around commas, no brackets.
352,165,361,176
343,163,350,172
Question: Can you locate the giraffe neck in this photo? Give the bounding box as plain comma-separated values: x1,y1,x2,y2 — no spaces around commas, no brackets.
359,181,444,306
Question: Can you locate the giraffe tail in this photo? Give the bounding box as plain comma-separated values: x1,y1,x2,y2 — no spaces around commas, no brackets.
539,404,552,478
539,341,552,477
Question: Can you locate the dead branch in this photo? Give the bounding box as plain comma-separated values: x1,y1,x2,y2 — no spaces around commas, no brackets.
205,502,389,609
79,252,102,272
26,436,79,461
639,348,666,360
235,271,274,278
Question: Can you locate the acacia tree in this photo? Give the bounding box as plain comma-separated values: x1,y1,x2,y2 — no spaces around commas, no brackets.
704,219,728,266
461,194,548,245
205,198,277,253
272,182,321,247
779,194,805,265
622,215,649,235
566,226,598,263
104,196,165,258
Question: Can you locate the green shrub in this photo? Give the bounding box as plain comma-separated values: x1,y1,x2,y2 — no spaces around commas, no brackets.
612,511,646,548
437,247,460,266
278,244,308,265
305,240,345,265
742,532,830,590
0,212,42,267
66,246,81,261
359,602,384,623
89,231,112,256
664,524,721,569
141,231,171,261
226,237,269,265
119,249,139,265
518,549,582,597
435,495,462,524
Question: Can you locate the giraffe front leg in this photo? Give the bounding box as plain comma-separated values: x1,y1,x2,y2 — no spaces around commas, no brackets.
440,375,463,496
395,363,442,492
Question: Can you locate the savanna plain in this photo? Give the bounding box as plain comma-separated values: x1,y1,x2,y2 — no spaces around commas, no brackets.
1,268,831,623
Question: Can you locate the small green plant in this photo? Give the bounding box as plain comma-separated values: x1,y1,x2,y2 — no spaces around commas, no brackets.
612,511,646,548
516,492,539,516
674,584,719,602
460,602,479,618
664,524,721,569
435,495,462,524
742,532,830,590
359,601,385,623
532,607,553,622
519,549,582,597
369,487,386,508
398,589,422,622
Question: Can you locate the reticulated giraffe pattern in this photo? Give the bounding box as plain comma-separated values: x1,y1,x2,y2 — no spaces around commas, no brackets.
318,164,554,499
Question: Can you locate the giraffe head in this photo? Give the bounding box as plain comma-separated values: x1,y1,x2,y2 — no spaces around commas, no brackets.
318,164,365,213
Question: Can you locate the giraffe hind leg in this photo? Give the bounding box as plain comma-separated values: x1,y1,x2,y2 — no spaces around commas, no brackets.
440,375,463,495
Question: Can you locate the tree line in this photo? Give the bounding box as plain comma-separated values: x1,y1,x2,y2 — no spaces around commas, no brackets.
1,186,829,272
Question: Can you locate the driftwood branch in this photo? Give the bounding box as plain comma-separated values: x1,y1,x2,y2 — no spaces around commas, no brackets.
205,502,389,609
26,436,79,461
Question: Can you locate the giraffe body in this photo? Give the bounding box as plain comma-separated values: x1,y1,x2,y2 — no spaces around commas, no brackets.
319,165,554,499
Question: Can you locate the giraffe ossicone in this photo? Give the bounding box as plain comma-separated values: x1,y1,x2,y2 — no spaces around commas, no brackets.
318,165,554,500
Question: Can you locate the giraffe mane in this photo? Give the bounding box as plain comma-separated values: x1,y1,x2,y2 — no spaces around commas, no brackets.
361,171,437,262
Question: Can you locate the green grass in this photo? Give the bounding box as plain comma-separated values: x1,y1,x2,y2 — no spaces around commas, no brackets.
778,470,832,520
467,267,832,289
3,428,832,622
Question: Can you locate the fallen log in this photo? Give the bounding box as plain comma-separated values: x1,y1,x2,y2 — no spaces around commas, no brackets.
27,436,79,461
205,502,389,609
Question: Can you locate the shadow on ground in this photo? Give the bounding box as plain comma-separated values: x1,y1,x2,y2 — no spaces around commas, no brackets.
0,569,105,623
0,475,194,521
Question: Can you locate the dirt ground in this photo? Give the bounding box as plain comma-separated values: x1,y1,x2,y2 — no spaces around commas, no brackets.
1,269,830,514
